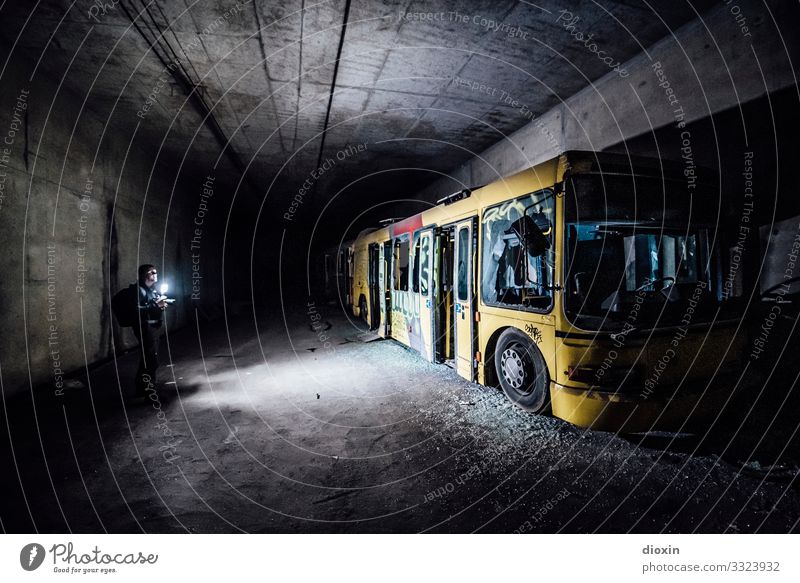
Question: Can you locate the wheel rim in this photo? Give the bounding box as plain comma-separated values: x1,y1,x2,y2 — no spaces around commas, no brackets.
501,344,531,394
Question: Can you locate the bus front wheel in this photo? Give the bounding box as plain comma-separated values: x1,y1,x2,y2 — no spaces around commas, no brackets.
495,328,550,413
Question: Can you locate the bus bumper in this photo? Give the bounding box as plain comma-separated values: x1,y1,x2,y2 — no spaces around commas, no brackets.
550,378,735,433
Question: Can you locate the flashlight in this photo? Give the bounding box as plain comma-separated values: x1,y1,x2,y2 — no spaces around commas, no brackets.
159,283,176,303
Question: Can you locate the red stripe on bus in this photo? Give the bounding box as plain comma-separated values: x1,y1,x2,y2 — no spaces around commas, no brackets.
390,214,423,238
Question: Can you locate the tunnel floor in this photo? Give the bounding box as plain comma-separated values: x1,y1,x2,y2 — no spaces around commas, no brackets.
2,302,799,533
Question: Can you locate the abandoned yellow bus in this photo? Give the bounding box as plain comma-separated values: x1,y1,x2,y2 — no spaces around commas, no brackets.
347,151,745,432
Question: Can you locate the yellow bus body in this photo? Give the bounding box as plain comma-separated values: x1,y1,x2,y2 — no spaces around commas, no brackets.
347,152,744,432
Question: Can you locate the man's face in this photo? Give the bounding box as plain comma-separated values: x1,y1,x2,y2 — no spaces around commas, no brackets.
145,268,158,288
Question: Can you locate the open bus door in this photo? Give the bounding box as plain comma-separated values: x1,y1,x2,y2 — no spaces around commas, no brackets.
454,217,477,381
418,228,435,361
381,240,392,337
434,227,454,364
368,243,380,330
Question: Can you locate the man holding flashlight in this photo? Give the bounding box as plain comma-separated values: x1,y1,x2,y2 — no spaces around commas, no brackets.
133,264,169,398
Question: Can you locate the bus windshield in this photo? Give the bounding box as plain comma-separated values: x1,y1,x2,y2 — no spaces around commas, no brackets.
564,174,739,331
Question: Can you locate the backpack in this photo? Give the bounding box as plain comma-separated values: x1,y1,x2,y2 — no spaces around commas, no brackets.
111,283,139,327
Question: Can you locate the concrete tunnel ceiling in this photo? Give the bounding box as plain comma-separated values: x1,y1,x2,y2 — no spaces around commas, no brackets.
1,0,718,224
4,0,800,540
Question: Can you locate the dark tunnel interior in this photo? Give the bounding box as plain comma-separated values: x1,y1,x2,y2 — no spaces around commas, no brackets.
1,0,800,542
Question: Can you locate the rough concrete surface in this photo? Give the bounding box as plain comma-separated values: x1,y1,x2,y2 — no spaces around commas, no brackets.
0,0,724,211
2,302,798,533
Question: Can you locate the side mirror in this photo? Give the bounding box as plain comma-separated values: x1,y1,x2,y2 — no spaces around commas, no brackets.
508,213,551,257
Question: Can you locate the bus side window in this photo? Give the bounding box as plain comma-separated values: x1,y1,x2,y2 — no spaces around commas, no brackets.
457,227,469,301
420,234,430,296
394,237,410,291
481,190,554,310
411,232,421,293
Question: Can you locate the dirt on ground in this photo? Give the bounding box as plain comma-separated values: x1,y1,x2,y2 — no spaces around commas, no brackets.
1,303,799,533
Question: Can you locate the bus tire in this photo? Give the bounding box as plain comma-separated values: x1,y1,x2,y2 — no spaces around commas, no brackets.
495,328,550,413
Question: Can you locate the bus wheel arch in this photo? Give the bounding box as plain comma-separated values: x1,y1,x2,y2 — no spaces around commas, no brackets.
494,327,550,413
483,327,510,388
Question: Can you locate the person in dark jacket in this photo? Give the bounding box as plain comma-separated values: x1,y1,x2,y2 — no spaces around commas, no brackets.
134,264,168,397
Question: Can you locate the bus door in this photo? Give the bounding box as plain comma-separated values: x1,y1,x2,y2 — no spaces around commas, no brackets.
368,243,380,330
408,231,423,354
418,228,435,361
454,217,477,381
382,240,392,337
375,243,389,338
345,248,354,308
434,227,455,364
337,250,348,307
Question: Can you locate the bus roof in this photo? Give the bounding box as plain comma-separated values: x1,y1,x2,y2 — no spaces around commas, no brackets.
357,150,717,244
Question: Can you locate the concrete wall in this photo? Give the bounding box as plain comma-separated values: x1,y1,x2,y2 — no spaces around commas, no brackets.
416,0,799,201
0,48,217,398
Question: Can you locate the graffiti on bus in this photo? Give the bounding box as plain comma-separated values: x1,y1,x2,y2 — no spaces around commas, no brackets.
391,289,419,319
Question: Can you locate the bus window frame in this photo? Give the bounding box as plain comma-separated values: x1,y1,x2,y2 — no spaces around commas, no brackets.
411,230,422,294
393,233,411,292
456,226,470,302
419,230,432,298
479,187,556,315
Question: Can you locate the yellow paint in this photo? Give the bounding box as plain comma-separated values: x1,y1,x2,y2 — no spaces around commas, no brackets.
345,152,744,431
